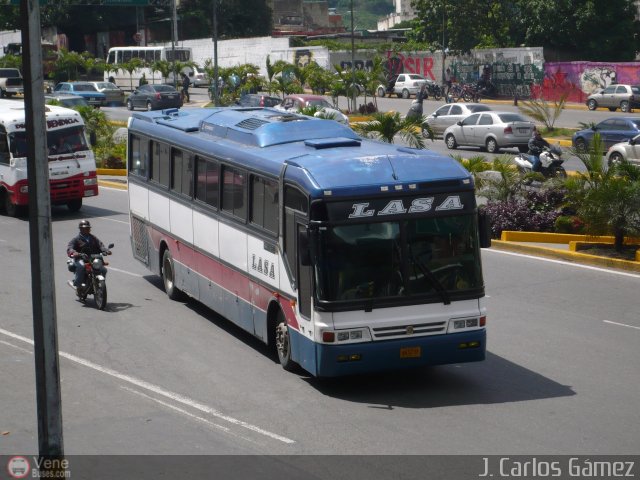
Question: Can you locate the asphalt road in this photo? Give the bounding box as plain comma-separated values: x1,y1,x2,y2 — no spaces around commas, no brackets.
1,188,639,464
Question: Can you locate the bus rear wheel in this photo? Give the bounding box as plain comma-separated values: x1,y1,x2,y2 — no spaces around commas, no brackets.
162,249,184,301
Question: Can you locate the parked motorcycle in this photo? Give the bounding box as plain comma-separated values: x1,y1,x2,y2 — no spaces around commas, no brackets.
67,243,114,310
423,80,443,101
513,145,567,179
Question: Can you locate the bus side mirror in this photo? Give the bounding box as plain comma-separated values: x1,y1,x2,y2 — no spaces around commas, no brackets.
299,230,311,266
89,131,97,145
478,210,492,248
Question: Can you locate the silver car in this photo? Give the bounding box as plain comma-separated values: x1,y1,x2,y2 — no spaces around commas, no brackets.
605,133,640,166
586,84,640,113
87,81,125,106
424,103,492,137
443,111,535,153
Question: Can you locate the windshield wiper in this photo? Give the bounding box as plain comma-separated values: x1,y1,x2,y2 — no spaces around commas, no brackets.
410,249,451,305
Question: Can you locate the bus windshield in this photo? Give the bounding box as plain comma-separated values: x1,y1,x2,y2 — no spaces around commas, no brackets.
9,126,89,158
315,214,482,302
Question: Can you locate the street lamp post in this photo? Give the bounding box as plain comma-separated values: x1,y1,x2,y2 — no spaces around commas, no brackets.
212,0,219,106
350,0,356,113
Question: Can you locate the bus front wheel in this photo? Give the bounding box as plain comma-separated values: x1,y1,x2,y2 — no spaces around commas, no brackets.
67,199,82,212
275,310,297,371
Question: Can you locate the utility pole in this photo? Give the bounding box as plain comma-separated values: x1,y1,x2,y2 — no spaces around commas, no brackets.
212,0,219,106
20,0,64,460
171,0,177,88
350,0,356,114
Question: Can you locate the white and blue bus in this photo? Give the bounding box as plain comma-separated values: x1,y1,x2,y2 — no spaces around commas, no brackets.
105,46,193,90
127,107,491,377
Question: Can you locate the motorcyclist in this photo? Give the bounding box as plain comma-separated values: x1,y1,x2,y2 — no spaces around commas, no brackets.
527,127,550,172
67,220,109,290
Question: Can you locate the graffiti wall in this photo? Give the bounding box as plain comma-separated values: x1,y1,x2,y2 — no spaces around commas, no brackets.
536,62,640,103
450,47,544,99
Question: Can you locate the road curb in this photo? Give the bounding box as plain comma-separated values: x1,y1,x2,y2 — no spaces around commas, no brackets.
491,240,640,272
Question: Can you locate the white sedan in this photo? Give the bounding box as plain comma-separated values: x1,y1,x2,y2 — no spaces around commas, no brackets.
274,94,349,125
605,133,640,166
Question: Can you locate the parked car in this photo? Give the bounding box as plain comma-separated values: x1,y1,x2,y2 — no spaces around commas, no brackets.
275,94,349,125
572,117,640,152
443,111,535,153
126,84,183,111
424,103,492,137
605,134,640,166
44,93,89,109
377,73,428,99
586,84,640,112
236,93,281,107
87,81,124,106
53,82,105,107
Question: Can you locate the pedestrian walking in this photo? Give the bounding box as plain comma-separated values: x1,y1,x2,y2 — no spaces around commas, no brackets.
181,73,190,103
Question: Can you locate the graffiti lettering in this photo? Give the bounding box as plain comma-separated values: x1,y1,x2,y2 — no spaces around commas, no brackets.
386,51,436,81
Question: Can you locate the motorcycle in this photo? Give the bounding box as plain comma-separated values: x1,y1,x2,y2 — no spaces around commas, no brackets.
423,80,443,101
513,145,567,179
67,243,114,310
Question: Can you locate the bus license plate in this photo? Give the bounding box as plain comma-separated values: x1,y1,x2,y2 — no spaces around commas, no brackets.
400,346,421,358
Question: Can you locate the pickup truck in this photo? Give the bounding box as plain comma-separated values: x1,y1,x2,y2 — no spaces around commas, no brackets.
0,68,24,98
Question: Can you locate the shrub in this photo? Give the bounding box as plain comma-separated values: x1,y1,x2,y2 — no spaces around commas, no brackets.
554,215,585,234
481,187,566,238
358,102,377,114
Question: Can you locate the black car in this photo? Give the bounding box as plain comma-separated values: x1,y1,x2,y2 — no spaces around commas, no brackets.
126,84,183,111
236,94,281,107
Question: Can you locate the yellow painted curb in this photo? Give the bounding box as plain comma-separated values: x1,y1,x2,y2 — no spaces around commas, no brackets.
500,231,640,244
98,179,127,190
491,239,640,272
97,168,126,176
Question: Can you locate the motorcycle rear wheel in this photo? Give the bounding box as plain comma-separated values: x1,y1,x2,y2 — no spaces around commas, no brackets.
550,166,567,179
94,281,107,310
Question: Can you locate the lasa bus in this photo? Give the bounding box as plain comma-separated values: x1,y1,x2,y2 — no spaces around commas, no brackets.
126,107,491,377
0,100,98,216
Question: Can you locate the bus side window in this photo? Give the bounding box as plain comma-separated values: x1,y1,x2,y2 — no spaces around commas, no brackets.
195,156,219,208
283,185,309,283
221,165,247,220
129,134,148,178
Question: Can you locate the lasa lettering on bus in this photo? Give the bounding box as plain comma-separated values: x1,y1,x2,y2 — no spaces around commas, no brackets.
251,254,276,279
349,195,463,218
15,117,79,131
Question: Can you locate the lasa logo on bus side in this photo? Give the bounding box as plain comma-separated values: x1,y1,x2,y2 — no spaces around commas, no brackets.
251,254,276,279
348,195,464,218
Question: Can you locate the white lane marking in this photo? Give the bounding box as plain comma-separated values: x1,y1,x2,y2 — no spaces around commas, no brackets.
108,266,143,277
120,386,231,433
0,339,33,354
102,217,129,225
603,320,640,331
0,327,295,445
486,249,640,279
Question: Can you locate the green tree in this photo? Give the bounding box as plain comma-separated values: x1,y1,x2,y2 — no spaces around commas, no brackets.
516,0,640,61
120,57,145,92
409,0,518,51
352,111,428,149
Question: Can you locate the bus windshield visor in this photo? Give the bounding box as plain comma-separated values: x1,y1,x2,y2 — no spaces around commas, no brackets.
10,126,89,158
315,215,483,302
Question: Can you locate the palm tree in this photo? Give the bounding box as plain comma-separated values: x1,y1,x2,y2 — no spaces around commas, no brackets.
566,133,640,251
150,60,172,84
518,93,568,132
120,57,145,92
352,111,430,149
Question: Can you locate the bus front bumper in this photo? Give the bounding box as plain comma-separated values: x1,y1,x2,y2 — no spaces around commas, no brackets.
311,330,486,377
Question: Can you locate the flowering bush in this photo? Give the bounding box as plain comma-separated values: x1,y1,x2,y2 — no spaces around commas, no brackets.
481,188,566,238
